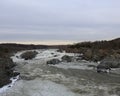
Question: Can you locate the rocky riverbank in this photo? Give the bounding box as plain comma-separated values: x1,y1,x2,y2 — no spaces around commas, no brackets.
0,43,48,88
0,57,20,88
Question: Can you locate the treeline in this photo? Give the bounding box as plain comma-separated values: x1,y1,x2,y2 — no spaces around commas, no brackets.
70,38,120,50
0,43,49,58
59,38,120,61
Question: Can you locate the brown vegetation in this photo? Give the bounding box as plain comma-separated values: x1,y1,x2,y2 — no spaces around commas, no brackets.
58,38,120,61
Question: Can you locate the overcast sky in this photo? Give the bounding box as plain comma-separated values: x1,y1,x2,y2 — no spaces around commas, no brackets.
0,0,120,44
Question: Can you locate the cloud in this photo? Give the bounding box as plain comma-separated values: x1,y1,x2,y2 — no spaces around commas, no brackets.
0,0,120,44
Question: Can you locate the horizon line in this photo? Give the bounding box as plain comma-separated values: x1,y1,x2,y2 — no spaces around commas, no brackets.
0,37,118,45
0,41,77,45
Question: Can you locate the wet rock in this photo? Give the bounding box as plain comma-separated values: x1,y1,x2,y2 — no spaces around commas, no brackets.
56,49,63,53
20,51,38,60
16,56,19,58
61,55,73,62
97,56,120,73
0,78,12,88
96,67,111,73
97,62,111,73
87,65,96,68
8,85,11,87
54,55,58,57
47,59,61,65
12,72,20,77
98,57,120,68
5,69,14,76
51,53,54,55
0,58,16,88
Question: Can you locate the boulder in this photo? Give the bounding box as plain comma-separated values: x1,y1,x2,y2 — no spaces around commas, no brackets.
97,64,111,73
99,57,120,68
97,57,120,73
56,49,63,53
12,72,20,77
20,51,38,60
47,59,61,65
61,55,73,62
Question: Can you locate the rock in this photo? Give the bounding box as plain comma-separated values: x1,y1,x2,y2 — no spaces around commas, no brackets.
54,55,58,57
20,51,38,60
8,85,11,87
99,57,120,68
0,58,16,88
0,79,11,88
56,49,63,53
13,72,20,77
97,56,120,73
47,59,61,65
87,65,96,68
97,65,111,73
51,53,54,55
61,55,73,62
16,56,19,58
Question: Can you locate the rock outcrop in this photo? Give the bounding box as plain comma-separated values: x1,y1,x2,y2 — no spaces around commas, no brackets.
97,56,120,73
20,51,38,60
0,58,18,88
47,59,61,65
98,56,120,68
61,55,73,62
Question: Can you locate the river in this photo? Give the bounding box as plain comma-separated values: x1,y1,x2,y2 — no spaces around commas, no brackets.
0,49,120,96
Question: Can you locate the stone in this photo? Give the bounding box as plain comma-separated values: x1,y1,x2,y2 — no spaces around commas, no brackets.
96,56,120,73
47,59,61,65
99,57,120,68
61,55,73,62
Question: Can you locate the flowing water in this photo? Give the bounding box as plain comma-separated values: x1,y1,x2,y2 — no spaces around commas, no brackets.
0,49,120,96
